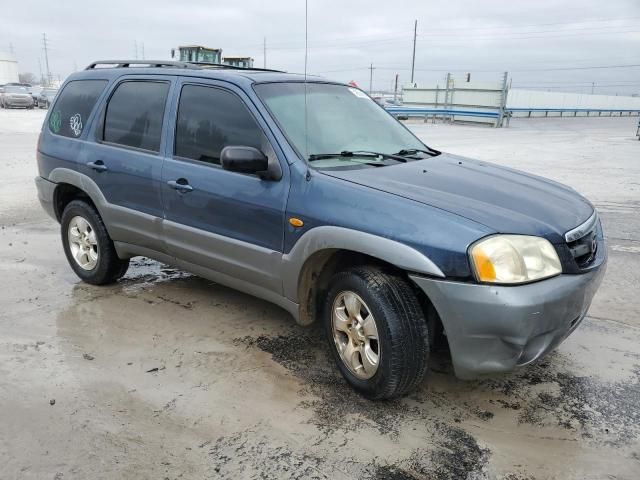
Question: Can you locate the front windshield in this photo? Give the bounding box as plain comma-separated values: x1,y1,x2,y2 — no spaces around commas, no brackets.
5,86,28,94
254,82,427,167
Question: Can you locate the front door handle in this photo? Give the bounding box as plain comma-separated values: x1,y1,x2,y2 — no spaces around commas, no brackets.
167,179,193,193
86,160,108,172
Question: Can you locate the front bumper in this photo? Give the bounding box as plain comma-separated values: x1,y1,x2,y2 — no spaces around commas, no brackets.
35,176,57,221
410,252,607,379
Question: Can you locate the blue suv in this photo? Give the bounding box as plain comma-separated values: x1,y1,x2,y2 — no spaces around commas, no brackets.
35,60,606,399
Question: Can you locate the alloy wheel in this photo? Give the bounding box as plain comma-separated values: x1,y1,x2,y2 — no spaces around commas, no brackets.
67,216,99,270
331,291,380,379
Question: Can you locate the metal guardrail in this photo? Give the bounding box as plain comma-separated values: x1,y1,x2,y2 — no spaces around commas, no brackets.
504,108,640,126
386,107,499,120
386,105,640,127
508,107,640,116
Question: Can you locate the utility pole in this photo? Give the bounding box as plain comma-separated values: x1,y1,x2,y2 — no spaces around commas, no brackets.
393,73,399,102
369,63,375,94
38,57,44,85
42,33,51,86
591,82,595,94
9,42,14,55
410,19,417,85
141,43,145,60
263,37,267,68
134,41,138,59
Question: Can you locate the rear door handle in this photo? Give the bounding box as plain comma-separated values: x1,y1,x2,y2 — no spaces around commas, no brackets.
86,160,108,172
167,179,193,193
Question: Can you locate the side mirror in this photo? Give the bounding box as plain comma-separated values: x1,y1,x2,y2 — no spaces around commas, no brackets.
220,146,280,180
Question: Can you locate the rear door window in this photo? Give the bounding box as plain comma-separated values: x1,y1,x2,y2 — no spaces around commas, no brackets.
48,80,108,138
174,84,263,165
103,81,170,152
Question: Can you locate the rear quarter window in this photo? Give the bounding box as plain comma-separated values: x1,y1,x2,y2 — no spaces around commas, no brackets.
48,80,108,138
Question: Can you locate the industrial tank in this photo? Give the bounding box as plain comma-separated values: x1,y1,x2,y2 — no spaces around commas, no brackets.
0,52,19,84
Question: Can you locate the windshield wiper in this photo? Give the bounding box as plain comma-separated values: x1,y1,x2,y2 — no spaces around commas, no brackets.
394,147,440,157
308,150,407,162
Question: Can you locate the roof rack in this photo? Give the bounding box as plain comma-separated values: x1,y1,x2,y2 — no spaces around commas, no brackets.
85,60,195,70
85,60,285,73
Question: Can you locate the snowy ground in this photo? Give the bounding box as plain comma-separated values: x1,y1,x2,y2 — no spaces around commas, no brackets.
1,108,639,479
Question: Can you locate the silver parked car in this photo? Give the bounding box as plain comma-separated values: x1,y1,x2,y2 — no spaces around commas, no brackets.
38,88,59,109
0,85,34,109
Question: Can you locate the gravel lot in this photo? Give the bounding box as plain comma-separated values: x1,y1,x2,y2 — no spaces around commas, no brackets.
1,109,639,479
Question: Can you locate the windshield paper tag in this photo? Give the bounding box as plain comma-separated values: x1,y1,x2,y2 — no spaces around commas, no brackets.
349,87,368,98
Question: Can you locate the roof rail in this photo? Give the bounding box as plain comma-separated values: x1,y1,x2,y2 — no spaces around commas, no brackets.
187,61,285,73
85,59,285,73
85,60,197,70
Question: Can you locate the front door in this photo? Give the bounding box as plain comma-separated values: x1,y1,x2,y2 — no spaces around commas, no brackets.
161,80,289,294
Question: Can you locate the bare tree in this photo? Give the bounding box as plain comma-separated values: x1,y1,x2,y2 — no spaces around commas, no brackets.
18,72,36,85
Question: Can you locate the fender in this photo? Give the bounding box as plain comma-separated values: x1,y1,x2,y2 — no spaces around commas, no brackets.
49,167,109,211
281,225,445,303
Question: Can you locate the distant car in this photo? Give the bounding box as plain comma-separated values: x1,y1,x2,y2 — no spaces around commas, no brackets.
0,84,34,109
38,88,58,109
29,86,43,107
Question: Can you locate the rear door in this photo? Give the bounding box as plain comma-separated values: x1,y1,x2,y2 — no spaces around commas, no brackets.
83,75,175,252
161,78,289,294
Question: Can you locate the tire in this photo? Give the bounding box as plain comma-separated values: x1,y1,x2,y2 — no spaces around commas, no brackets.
323,266,430,400
60,200,129,285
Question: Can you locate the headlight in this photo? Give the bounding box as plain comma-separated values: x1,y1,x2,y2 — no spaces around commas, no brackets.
470,235,561,284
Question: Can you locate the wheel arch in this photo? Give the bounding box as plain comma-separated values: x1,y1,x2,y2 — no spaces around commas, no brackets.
282,226,445,326
49,168,109,222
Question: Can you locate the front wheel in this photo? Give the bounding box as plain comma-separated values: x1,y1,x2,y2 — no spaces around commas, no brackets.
61,200,129,285
323,266,430,400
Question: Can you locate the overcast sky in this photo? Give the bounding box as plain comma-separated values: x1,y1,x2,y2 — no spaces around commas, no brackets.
2,0,639,94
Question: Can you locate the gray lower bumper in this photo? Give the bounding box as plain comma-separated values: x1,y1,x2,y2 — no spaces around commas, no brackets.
5,99,33,107
410,260,607,379
35,176,57,221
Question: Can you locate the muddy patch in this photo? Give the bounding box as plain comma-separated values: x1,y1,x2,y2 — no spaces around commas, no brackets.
236,331,491,479
480,359,640,445
208,425,489,480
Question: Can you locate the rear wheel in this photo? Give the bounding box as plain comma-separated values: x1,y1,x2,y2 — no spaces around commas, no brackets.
324,266,430,400
61,200,129,285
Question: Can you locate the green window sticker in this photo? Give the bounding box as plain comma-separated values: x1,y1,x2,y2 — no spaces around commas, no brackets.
50,110,62,133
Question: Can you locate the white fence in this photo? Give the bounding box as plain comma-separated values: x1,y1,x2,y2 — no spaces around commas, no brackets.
401,74,508,126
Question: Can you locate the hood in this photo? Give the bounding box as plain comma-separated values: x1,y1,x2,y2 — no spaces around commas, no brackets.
321,153,593,243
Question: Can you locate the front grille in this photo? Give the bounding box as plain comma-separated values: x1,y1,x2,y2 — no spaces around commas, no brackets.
565,212,598,268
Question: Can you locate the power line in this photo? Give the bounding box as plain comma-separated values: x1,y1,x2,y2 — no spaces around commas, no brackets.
230,16,640,50
511,63,640,72
514,83,640,88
